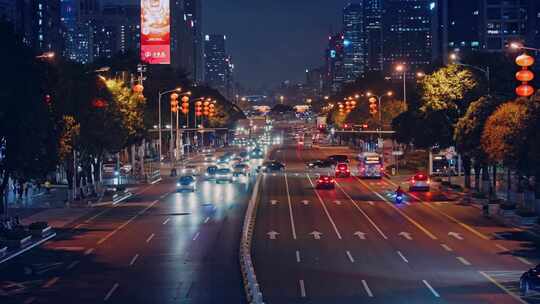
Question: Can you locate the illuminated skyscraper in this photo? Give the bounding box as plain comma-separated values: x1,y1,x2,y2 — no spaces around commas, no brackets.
204,34,228,95
342,3,365,82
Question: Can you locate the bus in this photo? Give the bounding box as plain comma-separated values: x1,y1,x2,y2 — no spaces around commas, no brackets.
358,152,383,179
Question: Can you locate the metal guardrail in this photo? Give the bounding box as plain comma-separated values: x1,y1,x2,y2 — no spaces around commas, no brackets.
239,173,264,304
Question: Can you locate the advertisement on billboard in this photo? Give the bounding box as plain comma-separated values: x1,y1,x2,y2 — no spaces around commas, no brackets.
141,0,170,64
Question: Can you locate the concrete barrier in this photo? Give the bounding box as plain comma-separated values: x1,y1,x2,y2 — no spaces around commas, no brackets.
239,173,265,304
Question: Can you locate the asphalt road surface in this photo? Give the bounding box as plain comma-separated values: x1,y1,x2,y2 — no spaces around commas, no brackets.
253,145,540,304
0,153,257,304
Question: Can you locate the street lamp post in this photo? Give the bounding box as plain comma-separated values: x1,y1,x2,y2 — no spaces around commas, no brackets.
158,88,182,162
395,64,407,111
449,53,491,94
366,91,393,127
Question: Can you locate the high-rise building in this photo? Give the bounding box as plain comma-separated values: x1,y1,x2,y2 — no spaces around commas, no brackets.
305,67,324,97
325,32,345,93
184,0,203,83
479,0,533,51
18,0,63,55
171,0,194,74
383,0,433,79
364,0,383,72
343,3,365,82
0,0,17,25
432,0,481,63
204,34,228,96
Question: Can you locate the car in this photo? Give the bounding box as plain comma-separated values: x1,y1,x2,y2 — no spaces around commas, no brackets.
181,165,199,175
521,264,540,295
250,148,264,159
327,154,349,165
306,159,333,169
217,157,230,167
176,175,197,192
239,151,250,160
205,165,218,180
260,161,285,173
409,172,430,191
335,162,351,177
203,154,216,162
215,168,234,183
315,175,336,189
233,163,251,177
231,156,243,163
201,148,215,154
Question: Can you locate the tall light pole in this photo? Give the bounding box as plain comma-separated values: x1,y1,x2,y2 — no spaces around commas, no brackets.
158,87,182,162
366,91,393,127
509,42,540,55
174,92,191,162
449,53,491,95
395,64,407,111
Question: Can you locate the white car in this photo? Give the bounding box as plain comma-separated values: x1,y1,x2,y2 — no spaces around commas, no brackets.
181,165,199,175
409,173,430,191
203,154,216,162
215,168,234,183
176,175,197,192
233,164,250,177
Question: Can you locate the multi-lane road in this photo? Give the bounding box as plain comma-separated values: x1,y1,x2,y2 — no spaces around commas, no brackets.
0,152,256,304
253,144,540,304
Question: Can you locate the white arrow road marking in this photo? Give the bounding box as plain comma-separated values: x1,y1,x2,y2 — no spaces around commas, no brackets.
448,232,463,240
299,280,306,298
440,244,453,252
457,257,471,266
334,200,342,205
296,250,301,263
422,280,440,298
309,231,323,240
354,231,366,240
270,199,278,205
397,251,409,263
301,200,309,205
267,231,279,240
346,251,355,263
104,283,119,301
362,280,373,297
398,232,413,240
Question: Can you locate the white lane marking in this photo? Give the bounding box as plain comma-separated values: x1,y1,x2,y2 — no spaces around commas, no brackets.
84,248,95,256
42,277,59,288
97,200,159,245
204,217,210,224
441,244,453,252
162,218,170,225
84,208,109,223
129,254,139,266
354,231,366,239
146,233,155,243
356,177,438,240
334,200,342,205
284,173,298,240
104,283,119,301
267,231,279,240
335,182,388,240
448,232,464,240
307,174,343,239
398,232,413,240
479,271,528,304
67,260,80,270
299,279,306,298
74,223,84,229
301,200,309,205
296,250,301,263
422,280,440,298
270,199,278,205
362,280,374,297
309,231,323,240
457,257,471,266
346,251,355,263
517,257,533,266
397,251,409,263
496,244,510,252
53,246,85,251
192,232,200,241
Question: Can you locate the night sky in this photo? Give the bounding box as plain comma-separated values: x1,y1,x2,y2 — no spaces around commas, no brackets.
203,0,352,89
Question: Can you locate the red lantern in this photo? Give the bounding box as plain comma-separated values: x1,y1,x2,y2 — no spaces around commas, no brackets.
196,111,202,116
181,96,189,102
181,108,189,114
516,84,535,97
516,54,535,67
92,98,107,108
170,93,179,100
133,84,144,93
516,69,534,82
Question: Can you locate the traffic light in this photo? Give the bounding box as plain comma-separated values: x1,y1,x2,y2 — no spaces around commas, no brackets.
44,94,52,106
181,96,189,114
170,93,179,113
368,97,378,115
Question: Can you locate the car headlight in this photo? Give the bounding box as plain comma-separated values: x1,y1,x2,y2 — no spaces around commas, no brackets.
205,173,209,176
182,169,187,173
176,183,180,187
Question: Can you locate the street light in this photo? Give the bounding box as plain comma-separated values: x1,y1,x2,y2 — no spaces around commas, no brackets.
158,87,182,162
35,51,55,59
280,95,285,104
395,64,407,111
366,91,393,125
449,52,490,94
416,71,426,78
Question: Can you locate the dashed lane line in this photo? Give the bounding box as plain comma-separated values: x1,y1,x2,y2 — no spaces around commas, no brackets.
192,232,200,241
284,173,298,240
362,280,374,297
397,251,409,263
516,257,533,266
346,250,355,263
42,277,60,289
67,260,80,270
129,254,139,266
146,233,155,243
162,218,170,225
104,283,119,302
422,280,440,298
457,257,472,266
307,174,342,239
296,250,301,263
441,244,453,252
299,280,306,298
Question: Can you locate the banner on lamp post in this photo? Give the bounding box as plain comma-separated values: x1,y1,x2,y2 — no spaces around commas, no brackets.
141,0,170,64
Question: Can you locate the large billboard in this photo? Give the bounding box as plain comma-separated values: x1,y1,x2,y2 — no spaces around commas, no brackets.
141,0,170,64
